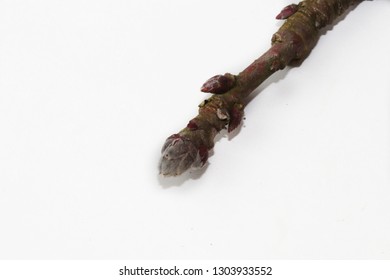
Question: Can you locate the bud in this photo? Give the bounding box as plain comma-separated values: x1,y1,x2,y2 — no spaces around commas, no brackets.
228,103,244,133
200,73,236,94
159,134,198,176
186,119,199,131
276,4,299,20
197,145,209,166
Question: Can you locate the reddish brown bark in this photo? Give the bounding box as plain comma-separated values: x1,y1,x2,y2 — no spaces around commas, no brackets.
160,0,362,176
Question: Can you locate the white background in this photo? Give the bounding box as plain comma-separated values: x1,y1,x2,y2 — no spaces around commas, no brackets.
0,0,389,259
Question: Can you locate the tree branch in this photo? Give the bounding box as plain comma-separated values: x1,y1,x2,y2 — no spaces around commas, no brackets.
159,0,362,176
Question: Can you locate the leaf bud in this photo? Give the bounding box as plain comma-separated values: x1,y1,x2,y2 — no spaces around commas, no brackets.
200,73,236,94
276,4,299,20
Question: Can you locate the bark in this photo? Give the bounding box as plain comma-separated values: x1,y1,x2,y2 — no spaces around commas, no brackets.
159,0,363,176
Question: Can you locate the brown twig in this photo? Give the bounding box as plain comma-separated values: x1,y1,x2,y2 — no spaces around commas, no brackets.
159,0,362,176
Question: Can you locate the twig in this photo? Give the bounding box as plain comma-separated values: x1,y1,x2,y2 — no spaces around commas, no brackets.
159,0,362,176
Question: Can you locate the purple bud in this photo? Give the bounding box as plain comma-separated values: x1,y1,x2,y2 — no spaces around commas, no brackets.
159,134,198,176
276,4,299,20
200,73,236,94
186,119,199,131
198,145,209,166
228,103,244,133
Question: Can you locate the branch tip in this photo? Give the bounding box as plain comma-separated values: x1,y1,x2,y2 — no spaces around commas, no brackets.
160,0,363,176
